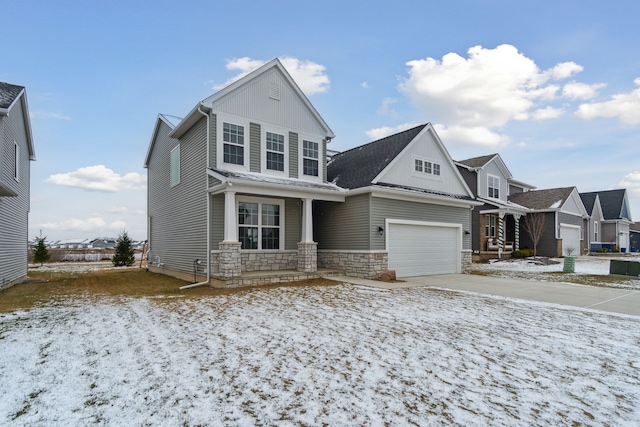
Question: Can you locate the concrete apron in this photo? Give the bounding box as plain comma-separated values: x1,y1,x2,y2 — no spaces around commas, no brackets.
327,274,640,317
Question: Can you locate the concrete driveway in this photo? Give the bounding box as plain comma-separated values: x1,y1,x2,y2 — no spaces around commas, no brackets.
329,274,640,316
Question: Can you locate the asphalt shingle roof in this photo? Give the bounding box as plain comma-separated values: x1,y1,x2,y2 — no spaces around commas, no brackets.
0,81,24,110
581,189,628,220
579,193,598,215
456,154,498,168
509,187,575,210
327,124,427,189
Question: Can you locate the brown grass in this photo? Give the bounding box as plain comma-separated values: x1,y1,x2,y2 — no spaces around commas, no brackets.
0,268,338,313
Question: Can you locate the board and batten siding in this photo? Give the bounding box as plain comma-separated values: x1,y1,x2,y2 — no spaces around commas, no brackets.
0,96,31,286
370,197,471,251
314,193,371,251
147,118,207,276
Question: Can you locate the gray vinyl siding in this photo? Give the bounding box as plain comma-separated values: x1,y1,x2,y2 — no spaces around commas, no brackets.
209,113,217,167
250,122,260,172
285,198,301,249
289,132,298,178
314,193,371,250
519,212,558,257
211,193,224,247
147,118,207,276
558,212,583,228
370,197,471,251
0,96,31,286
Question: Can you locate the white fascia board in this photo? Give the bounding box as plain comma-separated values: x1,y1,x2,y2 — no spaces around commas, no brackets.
169,104,211,139
476,197,530,214
144,114,177,168
348,185,482,209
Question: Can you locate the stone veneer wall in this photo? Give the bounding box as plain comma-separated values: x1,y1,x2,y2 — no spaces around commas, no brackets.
210,250,298,273
317,250,388,280
461,250,473,272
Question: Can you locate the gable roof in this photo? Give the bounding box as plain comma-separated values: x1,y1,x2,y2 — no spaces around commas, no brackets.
581,189,631,221
580,192,598,215
170,58,334,140
456,153,498,169
509,187,576,210
143,114,182,167
0,81,35,160
327,125,427,189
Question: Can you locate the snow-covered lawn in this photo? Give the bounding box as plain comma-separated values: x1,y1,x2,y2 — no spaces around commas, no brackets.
470,255,640,290
2,283,639,425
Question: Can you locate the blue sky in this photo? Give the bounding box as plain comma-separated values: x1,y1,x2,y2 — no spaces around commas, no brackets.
2,0,640,241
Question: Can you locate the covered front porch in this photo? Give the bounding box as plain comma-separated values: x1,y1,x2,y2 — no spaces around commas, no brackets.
478,203,529,260
207,169,345,286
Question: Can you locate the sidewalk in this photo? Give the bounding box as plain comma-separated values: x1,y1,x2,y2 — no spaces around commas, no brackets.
327,274,640,316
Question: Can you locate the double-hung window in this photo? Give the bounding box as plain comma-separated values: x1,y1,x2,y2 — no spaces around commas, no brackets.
303,140,319,176
266,132,285,171
238,200,282,250
488,175,500,198
223,122,245,165
485,215,496,237
594,222,598,242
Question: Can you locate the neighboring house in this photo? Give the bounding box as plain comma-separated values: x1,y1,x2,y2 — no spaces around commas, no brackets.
630,222,640,252
509,187,589,257
315,124,481,278
455,154,533,260
89,238,117,249
145,59,345,286
0,82,36,289
580,189,633,252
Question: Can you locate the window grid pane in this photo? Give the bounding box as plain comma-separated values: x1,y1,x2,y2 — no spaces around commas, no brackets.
266,151,284,171
425,162,432,174
238,202,258,225
261,204,280,226
239,227,258,250
415,159,423,172
224,123,244,145
262,228,280,250
303,158,318,176
303,140,318,159
266,132,284,152
224,144,244,165
433,164,441,175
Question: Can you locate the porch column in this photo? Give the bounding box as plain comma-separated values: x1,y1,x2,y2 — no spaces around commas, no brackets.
301,198,314,243
223,191,237,242
298,198,317,273
498,212,505,258
514,214,521,251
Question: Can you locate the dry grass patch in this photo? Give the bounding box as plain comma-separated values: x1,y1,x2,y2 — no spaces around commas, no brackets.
469,269,639,288
0,268,338,313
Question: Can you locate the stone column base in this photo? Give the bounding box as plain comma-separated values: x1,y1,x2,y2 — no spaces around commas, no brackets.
219,241,242,278
297,242,318,273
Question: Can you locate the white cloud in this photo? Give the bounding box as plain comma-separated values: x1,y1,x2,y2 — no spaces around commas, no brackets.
433,124,510,148
397,44,588,147
575,78,640,125
619,171,640,198
361,82,370,89
36,216,127,233
377,98,398,118
108,206,146,215
531,106,565,120
213,56,330,95
30,111,71,120
46,165,146,193
365,123,420,140
562,81,606,100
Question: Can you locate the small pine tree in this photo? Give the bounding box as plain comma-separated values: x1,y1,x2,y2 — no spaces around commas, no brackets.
33,236,51,265
112,231,136,267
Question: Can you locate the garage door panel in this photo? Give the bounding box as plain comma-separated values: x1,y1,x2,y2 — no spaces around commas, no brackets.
388,223,459,277
560,225,580,256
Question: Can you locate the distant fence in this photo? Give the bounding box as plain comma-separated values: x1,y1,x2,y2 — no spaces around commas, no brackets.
29,249,143,263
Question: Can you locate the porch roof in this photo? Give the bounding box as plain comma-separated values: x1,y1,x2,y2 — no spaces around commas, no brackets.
207,168,345,202
477,197,530,215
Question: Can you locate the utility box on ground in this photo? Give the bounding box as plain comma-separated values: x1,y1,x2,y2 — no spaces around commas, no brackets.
609,259,640,277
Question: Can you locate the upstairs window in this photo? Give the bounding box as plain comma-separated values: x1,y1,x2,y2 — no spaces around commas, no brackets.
413,156,441,178
266,132,285,171
415,159,423,172
488,175,500,198
170,144,180,187
223,122,245,165
303,140,319,176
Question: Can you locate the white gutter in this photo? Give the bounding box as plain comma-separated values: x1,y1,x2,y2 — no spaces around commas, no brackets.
180,105,211,290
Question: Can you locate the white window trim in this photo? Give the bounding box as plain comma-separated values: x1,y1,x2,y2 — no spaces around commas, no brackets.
260,125,289,177
216,113,250,173
14,141,19,182
410,155,442,181
237,196,285,251
297,133,323,183
170,144,180,187
487,174,500,199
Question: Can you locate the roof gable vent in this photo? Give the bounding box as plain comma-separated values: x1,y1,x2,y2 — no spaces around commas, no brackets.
269,82,280,100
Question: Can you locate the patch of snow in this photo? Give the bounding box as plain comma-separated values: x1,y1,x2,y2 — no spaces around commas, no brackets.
549,199,563,209
1,284,639,425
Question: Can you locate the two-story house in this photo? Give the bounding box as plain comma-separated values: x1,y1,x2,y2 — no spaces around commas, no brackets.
581,189,633,252
145,59,345,286
1,82,36,289
455,154,532,260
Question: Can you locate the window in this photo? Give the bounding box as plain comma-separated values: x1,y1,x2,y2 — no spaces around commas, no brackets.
433,163,440,176
488,175,500,198
303,140,319,176
594,222,598,241
13,142,19,181
415,159,423,172
223,122,245,165
170,145,180,186
413,156,441,178
485,215,497,237
238,200,282,250
266,132,285,171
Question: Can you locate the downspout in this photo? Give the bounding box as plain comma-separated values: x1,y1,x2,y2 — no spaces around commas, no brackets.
180,104,211,289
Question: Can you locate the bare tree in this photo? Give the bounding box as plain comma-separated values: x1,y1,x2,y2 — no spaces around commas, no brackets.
522,213,545,258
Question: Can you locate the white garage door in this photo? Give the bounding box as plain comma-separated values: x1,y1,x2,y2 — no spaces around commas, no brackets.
388,222,460,277
560,224,581,256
